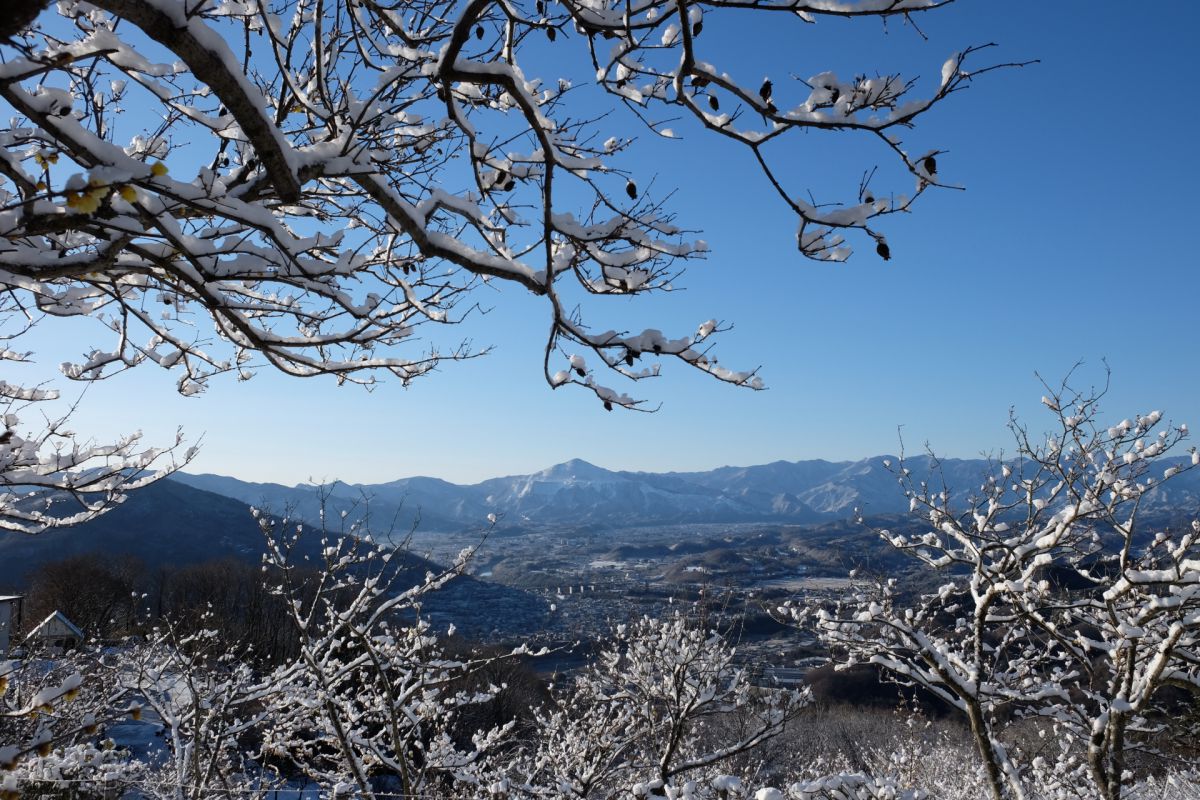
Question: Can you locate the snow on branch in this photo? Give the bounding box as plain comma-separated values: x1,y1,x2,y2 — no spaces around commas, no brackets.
0,0,1019,409
786,374,1200,800
0,320,194,534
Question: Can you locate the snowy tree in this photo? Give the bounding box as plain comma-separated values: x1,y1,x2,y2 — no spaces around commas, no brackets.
118,621,280,800
0,641,132,797
506,612,801,799
252,513,524,798
0,0,1025,416
789,376,1200,800
0,318,193,533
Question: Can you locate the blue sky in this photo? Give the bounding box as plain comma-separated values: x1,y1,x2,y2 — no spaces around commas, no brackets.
16,0,1200,485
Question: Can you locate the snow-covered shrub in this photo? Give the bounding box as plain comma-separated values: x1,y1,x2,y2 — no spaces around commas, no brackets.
116,622,280,800
0,740,131,800
252,514,524,799
0,647,135,798
1135,771,1200,800
506,612,803,799
788,378,1200,800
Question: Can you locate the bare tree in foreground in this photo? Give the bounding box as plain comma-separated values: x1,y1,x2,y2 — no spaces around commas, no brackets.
790,377,1200,800
505,612,802,798
254,513,520,799
0,0,1027,413
1,313,192,533
0,0,1028,540
1,513,821,799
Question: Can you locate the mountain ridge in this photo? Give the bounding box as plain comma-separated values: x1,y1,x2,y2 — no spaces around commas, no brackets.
0,479,548,637
173,454,1200,533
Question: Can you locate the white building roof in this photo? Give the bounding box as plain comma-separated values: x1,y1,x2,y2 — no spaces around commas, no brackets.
26,611,84,641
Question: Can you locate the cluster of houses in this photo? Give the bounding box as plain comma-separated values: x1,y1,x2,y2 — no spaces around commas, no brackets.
0,595,84,656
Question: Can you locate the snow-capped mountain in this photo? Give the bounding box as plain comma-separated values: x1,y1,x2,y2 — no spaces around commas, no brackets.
172,454,1200,533
470,458,788,526
174,458,826,531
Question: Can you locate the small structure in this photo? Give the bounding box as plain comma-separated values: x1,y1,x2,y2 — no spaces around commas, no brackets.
25,611,84,651
0,595,22,656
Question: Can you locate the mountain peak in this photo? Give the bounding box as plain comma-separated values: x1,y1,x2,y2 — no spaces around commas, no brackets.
537,458,614,481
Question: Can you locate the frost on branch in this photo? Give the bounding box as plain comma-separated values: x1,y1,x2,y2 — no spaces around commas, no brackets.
511,612,804,798
0,642,131,791
0,0,1022,409
788,375,1200,800
253,513,518,798
0,318,193,534
117,621,284,798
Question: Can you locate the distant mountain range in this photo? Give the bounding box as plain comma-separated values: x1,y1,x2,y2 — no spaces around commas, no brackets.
2,456,1194,638
173,455,1200,533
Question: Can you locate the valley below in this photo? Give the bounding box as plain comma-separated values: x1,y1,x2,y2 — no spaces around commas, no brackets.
5,454,1197,687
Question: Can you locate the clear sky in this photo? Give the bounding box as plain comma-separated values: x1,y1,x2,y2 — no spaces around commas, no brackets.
14,0,1200,486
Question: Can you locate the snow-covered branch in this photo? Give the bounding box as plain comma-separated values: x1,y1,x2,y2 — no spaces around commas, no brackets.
786,377,1200,800
0,320,194,534
0,0,1018,409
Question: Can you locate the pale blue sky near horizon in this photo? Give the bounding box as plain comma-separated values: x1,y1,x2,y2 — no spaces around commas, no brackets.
12,1,1200,486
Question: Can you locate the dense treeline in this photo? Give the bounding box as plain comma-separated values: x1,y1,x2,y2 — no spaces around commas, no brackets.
20,554,312,664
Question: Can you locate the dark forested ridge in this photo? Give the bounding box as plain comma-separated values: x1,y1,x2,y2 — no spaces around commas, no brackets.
0,479,547,639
